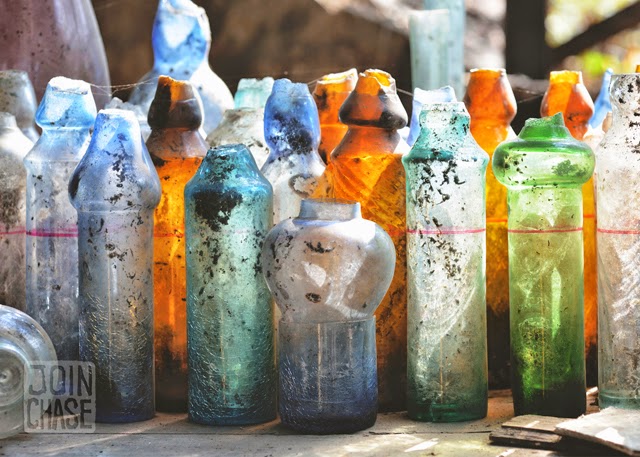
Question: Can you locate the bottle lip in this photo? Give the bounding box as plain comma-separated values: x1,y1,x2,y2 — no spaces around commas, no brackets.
298,198,361,221
468,68,506,78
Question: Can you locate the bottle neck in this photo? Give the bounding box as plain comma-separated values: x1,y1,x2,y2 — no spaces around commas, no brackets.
298,199,361,221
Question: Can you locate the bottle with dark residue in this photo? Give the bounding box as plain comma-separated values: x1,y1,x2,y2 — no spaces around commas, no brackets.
0,113,34,312
69,109,161,423
313,69,409,412
404,102,488,422
406,85,456,146
0,70,39,142
147,76,208,413
260,78,326,224
185,144,276,425
493,113,593,418
261,198,396,433
24,77,97,362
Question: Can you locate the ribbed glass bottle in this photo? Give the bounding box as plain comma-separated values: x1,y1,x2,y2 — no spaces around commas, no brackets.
404,102,488,422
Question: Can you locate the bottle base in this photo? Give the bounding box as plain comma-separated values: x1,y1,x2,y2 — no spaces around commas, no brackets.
188,410,277,426
408,401,487,422
513,386,586,418
280,409,377,434
599,391,640,409
96,410,155,423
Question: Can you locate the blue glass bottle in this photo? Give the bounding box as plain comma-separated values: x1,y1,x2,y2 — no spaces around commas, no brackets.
260,79,325,223
185,144,276,425
589,68,613,129
69,109,161,423
404,102,489,421
406,86,457,146
24,77,96,362
128,0,233,134
0,70,39,142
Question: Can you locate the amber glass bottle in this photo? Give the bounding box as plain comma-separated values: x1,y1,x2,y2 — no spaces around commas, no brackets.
146,76,208,411
313,69,409,411
312,68,358,164
540,70,596,384
463,68,516,388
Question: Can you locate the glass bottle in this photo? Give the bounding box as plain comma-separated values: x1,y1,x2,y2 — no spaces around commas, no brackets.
24,77,97,362
493,113,593,417
0,0,110,108
541,70,597,384
106,97,152,141
589,69,613,129
262,199,396,433
463,68,516,388
261,78,326,224
0,305,57,438
128,0,233,134
313,69,409,412
146,76,208,412
404,102,488,422
207,77,274,168
185,144,276,425
312,68,358,163
409,10,450,93
596,73,640,409
69,109,161,423
0,114,33,312
406,86,457,146
0,70,39,142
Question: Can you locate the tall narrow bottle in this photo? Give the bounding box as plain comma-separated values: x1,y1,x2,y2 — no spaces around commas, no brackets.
261,79,325,224
185,144,276,425
409,10,450,93
404,102,488,422
493,113,593,417
128,0,233,134
463,68,516,388
69,109,161,423
0,114,33,312
24,77,96,362
589,69,613,129
147,76,208,412
0,70,38,142
541,70,597,384
313,69,409,411
207,77,274,169
312,68,358,163
596,73,640,409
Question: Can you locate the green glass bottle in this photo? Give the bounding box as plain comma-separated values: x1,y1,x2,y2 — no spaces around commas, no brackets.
493,113,593,418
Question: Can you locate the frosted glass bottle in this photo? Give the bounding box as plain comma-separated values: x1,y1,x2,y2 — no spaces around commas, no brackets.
185,144,276,425
128,0,233,134
404,102,488,422
406,86,457,146
596,73,640,409
69,109,161,423
0,70,38,142
147,76,208,412
262,199,396,433
261,79,326,223
0,114,33,312
493,113,593,418
409,10,450,93
24,77,96,362
207,77,274,168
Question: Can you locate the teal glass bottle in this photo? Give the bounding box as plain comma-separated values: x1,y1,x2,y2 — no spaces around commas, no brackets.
185,144,276,425
69,109,161,423
493,113,593,417
404,102,488,422
24,77,97,362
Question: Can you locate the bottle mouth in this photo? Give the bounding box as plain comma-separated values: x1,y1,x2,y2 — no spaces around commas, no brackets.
549,70,583,85
298,198,361,221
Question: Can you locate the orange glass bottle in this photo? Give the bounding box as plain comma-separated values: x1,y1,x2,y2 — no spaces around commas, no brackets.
313,68,358,164
146,76,208,412
541,70,596,384
313,69,409,411
463,68,516,388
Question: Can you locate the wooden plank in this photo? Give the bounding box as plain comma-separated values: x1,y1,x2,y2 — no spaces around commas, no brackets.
490,427,563,449
502,415,566,434
556,408,640,456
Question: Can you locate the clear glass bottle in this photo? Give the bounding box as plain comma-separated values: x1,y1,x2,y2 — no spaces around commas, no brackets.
262,199,395,433
463,68,517,389
312,68,358,163
406,86,456,146
596,73,640,409
0,114,33,312
0,70,39,141
493,113,593,417
404,102,488,422
128,0,233,134
147,76,208,412
24,77,96,362
313,69,409,412
409,9,450,93
261,79,325,224
69,109,161,423
185,144,276,425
